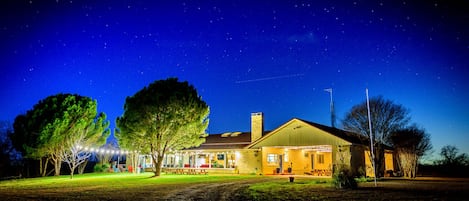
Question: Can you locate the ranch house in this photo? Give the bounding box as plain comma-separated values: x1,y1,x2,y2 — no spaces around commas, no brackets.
159,112,394,177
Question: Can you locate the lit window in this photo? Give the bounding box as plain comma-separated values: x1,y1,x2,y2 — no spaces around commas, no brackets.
284,150,289,162
267,154,278,163
318,154,324,164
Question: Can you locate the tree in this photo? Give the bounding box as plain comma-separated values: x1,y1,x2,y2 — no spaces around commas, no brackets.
342,96,410,177
390,126,432,178
0,121,20,177
437,145,469,167
12,113,52,177
116,78,209,177
433,145,469,177
11,93,109,177
61,112,110,179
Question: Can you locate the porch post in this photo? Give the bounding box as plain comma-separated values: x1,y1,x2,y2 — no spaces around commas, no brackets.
209,153,212,168
195,152,198,168
224,152,227,169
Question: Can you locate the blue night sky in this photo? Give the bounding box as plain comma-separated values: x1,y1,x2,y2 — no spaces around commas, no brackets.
1,1,468,156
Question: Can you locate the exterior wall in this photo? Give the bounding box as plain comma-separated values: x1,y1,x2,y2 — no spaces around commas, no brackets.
311,152,332,170
364,150,375,177
236,149,261,174
288,149,308,174
384,150,394,175
261,147,284,174
260,147,332,175
250,119,351,148
364,149,395,177
336,145,352,167
349,145,366,176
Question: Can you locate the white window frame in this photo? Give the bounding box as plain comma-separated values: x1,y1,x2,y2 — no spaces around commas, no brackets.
267,153,278,164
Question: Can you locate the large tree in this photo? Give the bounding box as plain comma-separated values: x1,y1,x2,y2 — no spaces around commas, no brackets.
390,126,432,178
61,112,110,179
116,78,209,177
11,93,109,177
342,96,410,177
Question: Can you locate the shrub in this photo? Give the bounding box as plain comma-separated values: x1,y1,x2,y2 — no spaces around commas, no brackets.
332,166,357,189
354,176,369,183
93,164,111,173
93,164,102,172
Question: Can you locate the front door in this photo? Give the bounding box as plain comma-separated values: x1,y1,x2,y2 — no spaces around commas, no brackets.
311,153,315,170
279,155,283,173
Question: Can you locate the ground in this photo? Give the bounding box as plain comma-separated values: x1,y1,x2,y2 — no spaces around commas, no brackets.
0,174,468,200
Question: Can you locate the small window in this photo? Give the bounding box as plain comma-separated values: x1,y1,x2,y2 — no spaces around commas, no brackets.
267,154,278,163
318,154,325,164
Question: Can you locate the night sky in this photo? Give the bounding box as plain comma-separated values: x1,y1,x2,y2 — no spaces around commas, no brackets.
1,1,468,156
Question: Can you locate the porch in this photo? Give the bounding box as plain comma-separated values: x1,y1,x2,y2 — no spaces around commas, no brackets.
260,145,333,176
162,150,241,170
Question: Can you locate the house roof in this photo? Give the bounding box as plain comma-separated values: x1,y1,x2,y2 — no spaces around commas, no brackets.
185,131,269,150
186,118,370,151
297,118,369,145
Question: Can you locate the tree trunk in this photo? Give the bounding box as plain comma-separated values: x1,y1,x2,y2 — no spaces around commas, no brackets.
78,159,88,174
40,158,49,177
151,152,165,177
70,166,75,179
39,159,43,177
53,158,62,176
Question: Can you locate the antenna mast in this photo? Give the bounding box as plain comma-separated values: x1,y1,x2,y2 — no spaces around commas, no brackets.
324,88,336,128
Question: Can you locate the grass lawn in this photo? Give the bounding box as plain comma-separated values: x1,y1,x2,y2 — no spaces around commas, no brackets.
0,172,262,200
235,176,469,201
1,173,469,200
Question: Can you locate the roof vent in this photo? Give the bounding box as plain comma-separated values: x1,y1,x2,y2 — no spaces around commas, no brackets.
230,132,241,137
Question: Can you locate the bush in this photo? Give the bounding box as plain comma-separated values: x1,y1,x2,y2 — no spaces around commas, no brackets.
354,176,370,183
93,164,110,173
332,167,357,189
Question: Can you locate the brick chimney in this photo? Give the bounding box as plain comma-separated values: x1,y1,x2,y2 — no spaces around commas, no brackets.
251,112,264,142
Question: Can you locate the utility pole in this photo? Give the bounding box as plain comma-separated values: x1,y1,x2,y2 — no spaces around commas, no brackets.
366,88,377,187
324,88,336,128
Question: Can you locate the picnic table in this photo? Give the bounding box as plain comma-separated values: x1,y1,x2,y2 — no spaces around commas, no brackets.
164,168,208,175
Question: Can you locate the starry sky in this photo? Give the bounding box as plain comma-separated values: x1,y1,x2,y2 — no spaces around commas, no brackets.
1,0,468,156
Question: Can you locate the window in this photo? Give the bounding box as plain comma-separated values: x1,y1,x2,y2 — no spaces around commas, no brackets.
267,154,278,163
284,150,289,162
318,154,325,164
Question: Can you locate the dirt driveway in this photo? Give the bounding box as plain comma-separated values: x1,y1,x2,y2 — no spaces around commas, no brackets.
161,177,280,201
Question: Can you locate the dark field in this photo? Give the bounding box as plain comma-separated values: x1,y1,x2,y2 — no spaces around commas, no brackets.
0,173,468,200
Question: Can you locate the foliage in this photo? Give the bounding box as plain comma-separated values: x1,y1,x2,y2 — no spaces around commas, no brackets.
10,93,109,177
436,145,469,166
332,166,357,189
433,145,469,177
93,163,110,172
342,96,410,177
60,111,109,179
0,121,22,177
390,126,432,178
354,176,373,183
116,78,209,177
